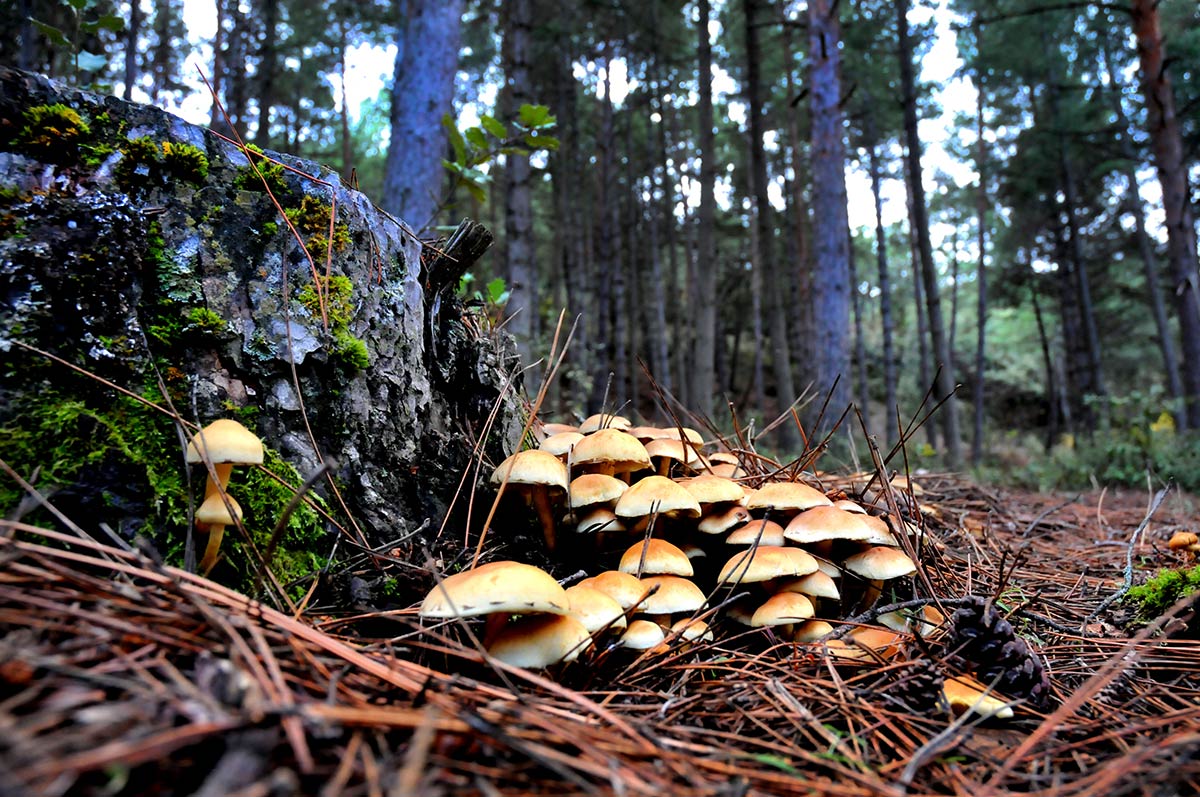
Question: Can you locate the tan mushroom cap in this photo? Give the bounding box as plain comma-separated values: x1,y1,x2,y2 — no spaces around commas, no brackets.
680,474,746,505
186,419,265,465
540,431,584,458
843,547,917,580
751,592,815,626
825,625,904,661
490,449,569,491
858,514,901,546
645,438,703,470
626,425,675,442
196,492,243,526
619,539,694,576
579,570,649,610
420,561,569,619
565,584,628,632
707,451,740,465
574,506,624,534
784,506,879,545
670,617,713,642
792,620,835,642
773,571,841,601
578,413,632,434
698,505,751,535
614,475,701,520
1168,531,1200,551
486,614,592,668
638,575,706,614
663,426,705,446
620,619,666,650
540,422,579,437
571,428,651,474
725,519,785,546
878,605,945,636
569,473,628,510
832,499,868,515
708,462,747,479
745,482,832,514
717,546,820,584
942,675,1014,719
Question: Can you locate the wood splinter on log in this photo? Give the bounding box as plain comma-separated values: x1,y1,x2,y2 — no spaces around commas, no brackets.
420,217,495,299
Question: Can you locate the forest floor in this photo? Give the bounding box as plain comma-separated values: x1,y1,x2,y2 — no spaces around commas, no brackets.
1,473,1198,796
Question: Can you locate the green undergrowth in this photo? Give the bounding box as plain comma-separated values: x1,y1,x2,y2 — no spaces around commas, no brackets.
299,274,369,371
1125,564,1200,622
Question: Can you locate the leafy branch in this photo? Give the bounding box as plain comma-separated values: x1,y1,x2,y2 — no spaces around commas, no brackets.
30,0,124,85
440,103,559,206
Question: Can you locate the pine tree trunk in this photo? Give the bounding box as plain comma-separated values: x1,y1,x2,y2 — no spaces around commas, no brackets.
691,0,718,419
254,0,279,147
645,72,672,395
780,10,813,374
972,85,989,467
588,49,619,411
849,231,869,416
748,0,798,449
1131,0,1200,430
869,141,897,443
909,197,936,450
501,0,537,383
381,0,463,230
123,0,141,101
898,0,960,466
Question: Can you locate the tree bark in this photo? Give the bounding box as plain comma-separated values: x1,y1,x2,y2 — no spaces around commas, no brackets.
849,231,869,416
123,0,141,101
691,0,718,420
868,141,897,444
501,0,537,382
897,0,960,466
972,85,989,467
254,0,279,148
1131,0,1200,430
381,0,463,231
747,0,798,449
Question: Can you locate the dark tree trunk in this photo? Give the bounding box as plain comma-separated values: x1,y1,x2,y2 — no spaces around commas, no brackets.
948,228,960,358
254,0,279,147
552,46,588,412
1132,0,1200,430
898,0,960,466
338,17,352,179
692,0,718,418
909,198,936,450
501,0,537,381
123,0,141,101
381,0,463,230
869,141,897,443
1101,38,1184,427
849,231,869,415
208,0,226,129
747,0,798,450
1029,273,1059,451
646,66,672,395
588,49,620,411
972,85,989,467
780,9,813,374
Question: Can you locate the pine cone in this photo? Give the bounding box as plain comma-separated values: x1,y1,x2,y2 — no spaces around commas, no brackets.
887,658,945,714
946,597,1052,710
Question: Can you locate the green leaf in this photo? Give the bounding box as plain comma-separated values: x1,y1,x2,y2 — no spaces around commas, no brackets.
518,104,555,128
465,126,488,151
499,147,531,157
442,113,465,164
66,0,90,10
95,13,126,33
480,114,507,139
463,180,488,204
485,277,510,306
30,19,72,48
76,50,108,72
536,135,560,151
441,158,464,175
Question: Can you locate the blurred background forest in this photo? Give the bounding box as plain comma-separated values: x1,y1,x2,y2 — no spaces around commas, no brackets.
4,0,1199,492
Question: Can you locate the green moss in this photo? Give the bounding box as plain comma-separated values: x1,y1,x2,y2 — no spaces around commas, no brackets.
283,195,352,258
232,144,289,197
1125,565,1200,621
332,328,370,370
13,104,91,163
161,140,209,184
262,220,279,238
298,275,368,371
114,136,163,189
185,306,228,335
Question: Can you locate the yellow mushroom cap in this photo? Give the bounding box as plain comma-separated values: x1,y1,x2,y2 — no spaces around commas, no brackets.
574,506,624,534
614,475,701,519
620,619,666,650
784,506,878,545
638,575,706,614
565,584,627,632
1167,531,1200,550
842,547,917,580
751,592,815,626
670,617,713,642
571,428,652,473
792,620,835,642
186,419,264,465
619,539,694,576
698,505,751,535
942,674,1014,719
578,570,648,610
486,614,592,668
832,499,868,515
539,431,585,458
578,413,632,434
717,546,819,584
569,473,628,510
745,482,832,514
725,519,786,547
679,473,746,504
420,561,569,619
490,449,569,491
195,492,243,526
773,571,841,601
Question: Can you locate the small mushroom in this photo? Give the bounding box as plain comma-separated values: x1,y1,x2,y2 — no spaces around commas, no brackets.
194,491,243,575
491,450,569,552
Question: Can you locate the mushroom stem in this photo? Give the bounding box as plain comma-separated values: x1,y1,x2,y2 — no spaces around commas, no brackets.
198,523,226,574
202,464,235,498
859,578,884,612
531,487,558,553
